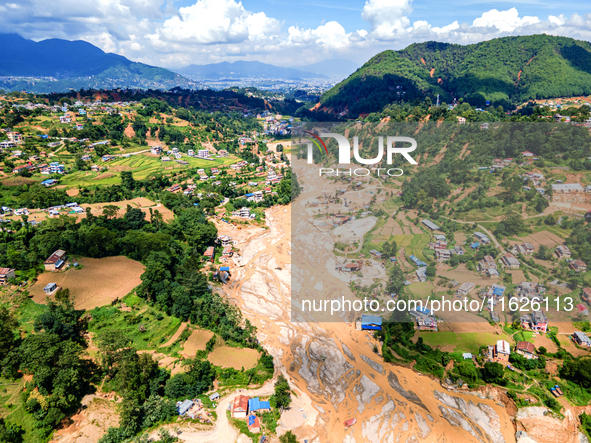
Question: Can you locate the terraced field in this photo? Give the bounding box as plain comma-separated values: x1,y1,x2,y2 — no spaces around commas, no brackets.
60,153,238,186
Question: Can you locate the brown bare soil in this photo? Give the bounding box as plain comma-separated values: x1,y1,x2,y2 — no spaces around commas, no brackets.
124,124,135,138
160,322,188,348
78,198,174,222
30,256,144,310
207,346,259,370
49,396,119,443
66,188,80,196
517,231,565,248
2,177,37,186
180,329,214,357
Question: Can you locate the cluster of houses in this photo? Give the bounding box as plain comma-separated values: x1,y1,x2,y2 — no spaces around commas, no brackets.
472,232,490,248
259,112,293,136
429,234,466,262
515,281,546,302
217,235,235,259
231,394,271,433
12,160,66,175
410,306,438,332
491,158,514,171
522,171,545,188
511,242,535,256
477,255,499,277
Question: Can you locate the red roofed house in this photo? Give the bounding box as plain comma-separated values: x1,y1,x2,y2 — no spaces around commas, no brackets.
577,304,589,317
232,395,249,418
44,249,67,271
12,165,31,174
522,151,534,157
570,260,587,273
582,287,591,305
203,246,215,262
0,268,15,285
247,415,261,432
345,263,361,272
515,341,537,359
166,184,182,193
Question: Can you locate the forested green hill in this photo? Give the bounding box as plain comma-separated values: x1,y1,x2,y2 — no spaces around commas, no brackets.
320,35,591,115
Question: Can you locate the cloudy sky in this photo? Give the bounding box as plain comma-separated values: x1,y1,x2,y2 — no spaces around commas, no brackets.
0,0,590,68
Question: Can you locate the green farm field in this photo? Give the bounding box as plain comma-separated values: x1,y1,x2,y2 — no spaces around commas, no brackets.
415,331,504,353
59,153,239,186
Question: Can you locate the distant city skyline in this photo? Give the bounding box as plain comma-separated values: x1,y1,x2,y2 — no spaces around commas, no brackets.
0,0,589,68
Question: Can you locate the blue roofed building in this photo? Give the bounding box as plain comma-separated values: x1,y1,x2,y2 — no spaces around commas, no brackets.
492,286,505,296
409,255,427,267
416,305,431,315
248,397,271,413
361,314,383,330
470,242,480,249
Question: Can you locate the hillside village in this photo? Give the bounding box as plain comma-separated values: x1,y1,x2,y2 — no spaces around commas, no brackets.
1,83,591,443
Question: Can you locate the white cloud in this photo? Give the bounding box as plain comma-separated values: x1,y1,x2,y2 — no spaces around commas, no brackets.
362,0,412,40
0,0,590,69
288,21,355,50
471,7,539,32
548,14,566,26
158,0,280,44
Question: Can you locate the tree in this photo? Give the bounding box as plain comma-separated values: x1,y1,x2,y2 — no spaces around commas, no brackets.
124,206,146,230
0,418,24,443
164,359,215,400
156,429,178,443
426,265,436,277
382,239,397,257
121,171,136,191
142,395,176,428
456,360,478,381
34,289,86,342
560,358,591,389
386,265,406,294
96,330,133,376
536,245,549,260
102,205,120,219
0,307,19,361
481,362,504,383
279,431,299,443
274,374,292,409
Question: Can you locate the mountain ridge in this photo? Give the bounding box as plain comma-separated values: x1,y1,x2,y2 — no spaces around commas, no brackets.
0,33,192,92
319,34,591,115
173,60,327,80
